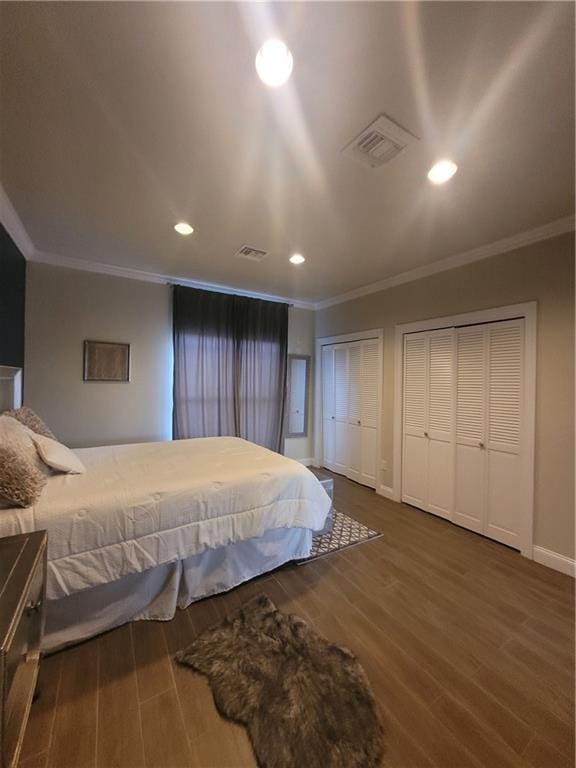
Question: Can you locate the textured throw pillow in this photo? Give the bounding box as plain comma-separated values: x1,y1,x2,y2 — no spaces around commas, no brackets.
2,406,56,440
31,434,86,474
0,445,47,507
0,414,51,476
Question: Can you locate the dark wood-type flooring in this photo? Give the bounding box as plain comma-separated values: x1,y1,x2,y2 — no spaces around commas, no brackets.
19,472,575,768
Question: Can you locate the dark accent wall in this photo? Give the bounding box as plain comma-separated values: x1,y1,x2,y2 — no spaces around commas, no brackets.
0,224,26,367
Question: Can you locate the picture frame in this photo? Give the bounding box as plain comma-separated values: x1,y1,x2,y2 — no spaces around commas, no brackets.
83,340,130,382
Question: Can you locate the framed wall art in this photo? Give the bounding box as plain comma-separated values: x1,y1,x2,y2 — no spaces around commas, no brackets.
83,340,130,382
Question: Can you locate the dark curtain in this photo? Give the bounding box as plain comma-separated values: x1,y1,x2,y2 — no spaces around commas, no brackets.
173,286,289,452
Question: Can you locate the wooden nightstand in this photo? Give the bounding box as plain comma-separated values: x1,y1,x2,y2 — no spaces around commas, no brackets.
0,532,47,768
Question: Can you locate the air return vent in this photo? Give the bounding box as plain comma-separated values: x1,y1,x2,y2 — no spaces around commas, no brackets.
235,245,269,262
343,114,418,168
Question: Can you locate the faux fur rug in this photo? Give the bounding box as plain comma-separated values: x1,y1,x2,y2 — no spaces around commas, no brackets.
176,594,384,768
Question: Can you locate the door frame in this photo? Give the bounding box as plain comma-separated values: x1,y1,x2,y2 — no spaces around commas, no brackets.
313,329,384,485
392,302,537,558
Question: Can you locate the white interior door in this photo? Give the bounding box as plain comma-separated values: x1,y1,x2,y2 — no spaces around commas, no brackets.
346,343,362,483
401,317,528,551
333,345,349,475
426,329,455,519
360,339,379,488
485,319,525,549
321,346,335,471
402,333,428,508
453,326,486,533
320,335,382,489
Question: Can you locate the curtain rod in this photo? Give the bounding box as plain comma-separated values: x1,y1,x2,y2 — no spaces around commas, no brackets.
166,280,294,307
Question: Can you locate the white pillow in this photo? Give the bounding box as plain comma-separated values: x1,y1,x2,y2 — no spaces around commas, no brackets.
31,434,86,474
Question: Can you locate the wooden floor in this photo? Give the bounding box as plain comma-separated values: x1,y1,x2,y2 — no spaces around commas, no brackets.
19,473,575,768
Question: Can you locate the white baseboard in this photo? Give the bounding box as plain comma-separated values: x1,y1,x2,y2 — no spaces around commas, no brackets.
378,484,400,501
533,546,576,577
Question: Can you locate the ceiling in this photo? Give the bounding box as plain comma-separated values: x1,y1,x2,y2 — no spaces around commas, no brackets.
1,2,574,303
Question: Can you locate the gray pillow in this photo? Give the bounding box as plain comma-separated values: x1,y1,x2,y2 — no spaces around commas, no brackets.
2,406,56,440
0,414,52,476
0,445,47,507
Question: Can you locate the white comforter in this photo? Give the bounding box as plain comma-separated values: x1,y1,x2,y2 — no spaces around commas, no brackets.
0,437,331,600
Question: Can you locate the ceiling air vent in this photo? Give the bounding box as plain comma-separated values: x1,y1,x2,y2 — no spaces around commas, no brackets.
343,114,418,169
235,245,269,262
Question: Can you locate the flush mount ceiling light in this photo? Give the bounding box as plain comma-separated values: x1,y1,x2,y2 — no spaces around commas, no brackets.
255,39,293,87
289,253,305,265
174,222,194,236
427,159,458,185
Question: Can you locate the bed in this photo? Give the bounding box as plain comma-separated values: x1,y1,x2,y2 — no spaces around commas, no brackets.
0,436,331,651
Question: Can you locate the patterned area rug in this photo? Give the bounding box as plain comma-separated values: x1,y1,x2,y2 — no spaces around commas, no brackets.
300,509,382,562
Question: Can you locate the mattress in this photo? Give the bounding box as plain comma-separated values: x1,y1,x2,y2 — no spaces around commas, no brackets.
0,437,331,600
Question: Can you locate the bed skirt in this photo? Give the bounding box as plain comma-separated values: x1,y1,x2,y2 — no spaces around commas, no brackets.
43,526,312,652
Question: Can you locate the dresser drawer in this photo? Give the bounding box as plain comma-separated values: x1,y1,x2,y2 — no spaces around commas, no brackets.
0,531,46,768
5,558,43,712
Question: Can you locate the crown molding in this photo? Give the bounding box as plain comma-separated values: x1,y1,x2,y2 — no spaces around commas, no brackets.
314,215,575,310
0,183,35,259
31,250,316,310
4,172,572,314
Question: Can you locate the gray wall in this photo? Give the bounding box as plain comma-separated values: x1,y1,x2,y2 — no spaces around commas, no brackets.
316,233,575,559
24,263,315,461
25,263,173,447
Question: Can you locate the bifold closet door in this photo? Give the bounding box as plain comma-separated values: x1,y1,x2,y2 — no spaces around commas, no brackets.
402,329,455,519
404,317,526,550
402,333,428,508
321,338,381,489
484,320,525,549
360,339,379,487
453,319,525,547
321,346,335,471
346,343,362,484
453,326,486,534
333,345,349,475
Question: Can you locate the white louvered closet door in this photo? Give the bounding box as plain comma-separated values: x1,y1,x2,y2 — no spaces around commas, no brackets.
402,317,527,549
360,339,379,488
321,346,336,471
402,333,428,508
333,345,349,475
454,326,486,533
426,329,455,518
346,343,362,483
485,319,525,548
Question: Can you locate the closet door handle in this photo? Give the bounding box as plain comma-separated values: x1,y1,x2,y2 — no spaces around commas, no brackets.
478,441,484,449
331,415,335,420
357,420,361,426
424,431,429,437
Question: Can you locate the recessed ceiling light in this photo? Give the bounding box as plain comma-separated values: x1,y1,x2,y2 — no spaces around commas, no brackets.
174,222,194,236
255,39,293,88
427,159,458,185
289,253,305,265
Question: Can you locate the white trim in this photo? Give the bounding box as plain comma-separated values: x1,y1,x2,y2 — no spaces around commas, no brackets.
392,301,537,557
0,183,35,259
533,546,576,578
378,484,396,501
31,250,315,310
313,328,384,487
315,216,575,310
2,178,572,311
